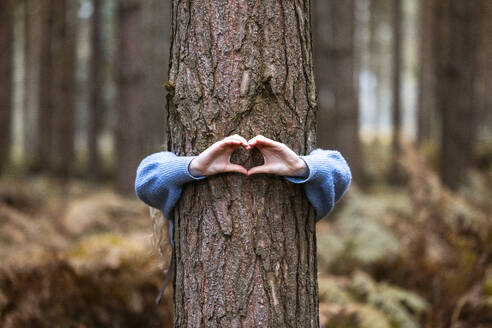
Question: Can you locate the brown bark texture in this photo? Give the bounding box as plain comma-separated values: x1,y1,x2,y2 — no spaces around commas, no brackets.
116,0,144,193
313,0,360,182
88,0,103,179
0,0,13,172
438,0,479,190
166,0,319,327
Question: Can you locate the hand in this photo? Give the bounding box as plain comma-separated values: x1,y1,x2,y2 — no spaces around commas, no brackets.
247,135,308,177
189,135,250,176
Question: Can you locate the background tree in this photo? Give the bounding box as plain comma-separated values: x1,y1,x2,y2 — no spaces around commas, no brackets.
52,0,77,177
88,0,103,180
391,0,403,182
368,0,392,139
36,0,56,172
115,0,143,194
416,0,436,145
0,0,13,172
166,0,319,326
23,0,42,169
437,0,479,189
140,0,170,156
313,0,361,182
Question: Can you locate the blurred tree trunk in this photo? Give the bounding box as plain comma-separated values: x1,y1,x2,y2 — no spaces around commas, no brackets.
116,0,143,193
475,1,492,138
52,0,77,177
314,0,360,182
23,0,42,169
140,0,170,155
0,0,13,172
88,0,103,179
167,0,319,326
368,0,383,139
437,0,479,190
391,0,402,183
37,0,56,172
417,0,436,145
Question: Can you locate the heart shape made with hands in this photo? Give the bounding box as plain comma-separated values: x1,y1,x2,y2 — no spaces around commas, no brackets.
188,135,309,178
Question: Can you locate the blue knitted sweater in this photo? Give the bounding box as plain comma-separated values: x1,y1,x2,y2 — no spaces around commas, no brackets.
134,149,352,244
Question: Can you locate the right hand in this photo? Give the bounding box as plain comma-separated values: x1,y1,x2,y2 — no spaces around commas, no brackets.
247,135,308,177
189,135,250,176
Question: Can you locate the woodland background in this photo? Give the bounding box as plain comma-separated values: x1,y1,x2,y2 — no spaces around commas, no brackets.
0,0,491,327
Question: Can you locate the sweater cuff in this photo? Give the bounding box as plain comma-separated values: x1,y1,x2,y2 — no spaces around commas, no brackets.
173,156,206,184
284,157,313,184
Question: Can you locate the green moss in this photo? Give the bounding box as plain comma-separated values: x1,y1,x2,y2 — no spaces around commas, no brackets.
483,275,492,297
320,272,427,328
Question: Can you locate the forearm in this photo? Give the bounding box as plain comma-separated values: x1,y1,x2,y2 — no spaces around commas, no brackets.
285,149,352,221
135,152,205,213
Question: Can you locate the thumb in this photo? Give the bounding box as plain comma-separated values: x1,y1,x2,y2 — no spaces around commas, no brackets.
247,165,271,176
225,163,248,175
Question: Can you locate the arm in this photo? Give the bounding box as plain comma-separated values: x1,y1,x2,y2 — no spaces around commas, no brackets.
247,135,352,222
134,152,205,219
135,134,249,219
284,149,352,221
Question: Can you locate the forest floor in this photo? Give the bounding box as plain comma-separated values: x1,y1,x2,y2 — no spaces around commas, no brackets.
0,148,491,328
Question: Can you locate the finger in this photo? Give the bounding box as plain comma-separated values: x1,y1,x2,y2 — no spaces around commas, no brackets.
247,165,272,176
227,134,250,149
221,139,242,149
248,135,276,148
225,163,248,175
247,136,260,147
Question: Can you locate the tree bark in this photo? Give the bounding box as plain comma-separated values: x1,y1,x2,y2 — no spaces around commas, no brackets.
52,0,77,177
0,0,13,172
313,0,360,182
438,0,479,190
88,0,103,179
116,0,144,194
166,0,319,326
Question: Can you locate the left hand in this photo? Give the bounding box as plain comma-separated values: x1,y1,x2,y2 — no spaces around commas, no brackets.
247,135,308,177
189,134,250,176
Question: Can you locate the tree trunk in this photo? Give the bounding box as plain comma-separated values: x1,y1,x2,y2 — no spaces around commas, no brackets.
140,0,171,155
37,0,56,172
88,0,103,179
391,0,403,183
0,0,13,172
368,0,392,141
116,0,144,194
23,0,42,170
438,0,479,190
166,0,319,326
313,0,360,182
475,0,492,141
52,0,77,177
416,0,436,145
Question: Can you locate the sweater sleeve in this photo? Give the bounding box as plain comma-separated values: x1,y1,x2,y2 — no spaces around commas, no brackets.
134,151,206,220
284,149,352,222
